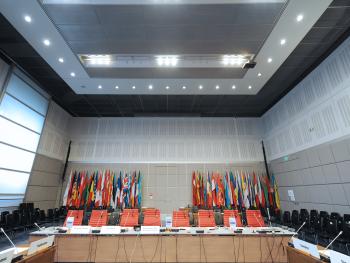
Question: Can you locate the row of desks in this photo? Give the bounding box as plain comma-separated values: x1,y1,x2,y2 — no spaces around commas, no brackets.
30,226,295,262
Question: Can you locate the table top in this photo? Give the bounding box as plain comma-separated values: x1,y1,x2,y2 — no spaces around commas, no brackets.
30,226,295,237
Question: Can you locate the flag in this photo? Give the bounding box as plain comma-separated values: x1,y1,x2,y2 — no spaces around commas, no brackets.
95,171,103,207
63,170,74,207
206,172,212,209
192,172,197,206
271,174,281,210
211,173,217,207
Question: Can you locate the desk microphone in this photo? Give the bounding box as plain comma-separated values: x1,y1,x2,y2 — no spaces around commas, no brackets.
325,231,343,250
288,221,306,246
34,223,50,237
0,227,18,253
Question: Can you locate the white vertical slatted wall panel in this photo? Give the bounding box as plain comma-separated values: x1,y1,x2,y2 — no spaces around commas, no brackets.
263,36,350,161
37,102,71,161
68,117,263,163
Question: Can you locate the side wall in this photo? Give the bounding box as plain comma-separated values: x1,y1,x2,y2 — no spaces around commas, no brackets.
262,37,350,161
24,102,71,209
263,36,350,214
270,136,350,215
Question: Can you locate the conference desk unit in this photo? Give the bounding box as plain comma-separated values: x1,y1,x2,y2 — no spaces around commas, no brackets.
30,227,295,263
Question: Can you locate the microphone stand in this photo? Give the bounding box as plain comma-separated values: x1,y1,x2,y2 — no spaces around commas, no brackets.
0,228,18,254
34,223,50,237
325,231,343,250
288,221,306,246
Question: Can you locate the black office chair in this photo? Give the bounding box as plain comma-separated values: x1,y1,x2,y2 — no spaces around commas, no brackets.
291,210,300,228
12,210,25,234
342,215,350,255
108,211,119,225
83,212,91,225
282,211,291,227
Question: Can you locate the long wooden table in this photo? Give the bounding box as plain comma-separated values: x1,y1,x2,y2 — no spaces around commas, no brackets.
29,229,293,263
15,245,56,263
286,245,324,263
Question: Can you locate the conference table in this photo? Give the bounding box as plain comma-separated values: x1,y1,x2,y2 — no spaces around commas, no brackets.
29,226,295,263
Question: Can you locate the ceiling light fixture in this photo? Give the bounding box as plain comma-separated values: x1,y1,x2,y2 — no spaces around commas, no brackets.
58,57,64,63
267,58,272,63
199,85,203,90
222,55,249,67
296,14,304,22
70,72,75,77
166,86,170,90
182,86,186,90
43,39,50,46
215,85,220,90
232,85,236,90
156,55,178,67
149,85,153,90
84,55,111,66
98,85,102,89
248,85,252,89
280,39,286,45
132,86,136,90
115,86,119,89
24,15,32,23
258,72,262,77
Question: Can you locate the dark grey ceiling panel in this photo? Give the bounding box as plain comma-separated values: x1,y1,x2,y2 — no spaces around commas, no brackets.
86,67,246,79
46,3,282,55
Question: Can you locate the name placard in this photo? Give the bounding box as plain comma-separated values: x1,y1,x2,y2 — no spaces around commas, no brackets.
229,217,237,230
141,226,160,234
292,238,320,259
100,226,121,235
70,226,91,234
66,217,74,229
28,235,54,256
330,250,350,263
0,248,15,263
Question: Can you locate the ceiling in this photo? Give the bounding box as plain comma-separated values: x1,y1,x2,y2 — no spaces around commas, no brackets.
0,0,350,116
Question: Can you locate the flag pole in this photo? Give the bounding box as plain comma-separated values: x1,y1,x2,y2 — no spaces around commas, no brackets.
59,140,72,206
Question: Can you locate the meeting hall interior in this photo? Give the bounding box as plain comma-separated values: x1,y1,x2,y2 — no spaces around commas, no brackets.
1,0,350,262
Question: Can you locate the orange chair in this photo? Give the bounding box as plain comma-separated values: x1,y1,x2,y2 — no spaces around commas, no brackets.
198,210,216,227
246,210,265,227
223,210,243,227
143,208,161,226
63,210,84,226
120,209,139,227
88,210,108,227
172,210,190,227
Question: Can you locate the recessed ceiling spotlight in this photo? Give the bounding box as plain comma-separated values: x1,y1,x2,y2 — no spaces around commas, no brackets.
58,57,64,63
280,39,286,45
98,85,102,89
199,85,203,90
296,14,304,22
182,86,186,90
149,85,153,90
258,72,262,77
267,58,272,63
132,86,136,90
166,86,170,90
43,39,50,46
215,85,220,90
70,72,75,77
248,85,252,89
115,86,119,89
232,85,236,90
24,15,32,23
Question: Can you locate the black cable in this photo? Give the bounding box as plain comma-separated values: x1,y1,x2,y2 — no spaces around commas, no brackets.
113,236,120,263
